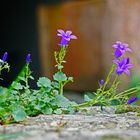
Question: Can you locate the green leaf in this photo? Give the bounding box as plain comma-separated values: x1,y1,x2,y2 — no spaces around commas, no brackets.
67,107,75,114
84,94,93,102
0,87,8,103
58,65,64,70
12,107,26,122
53,72,67,82
0,86,7,93
42,107,53,115
54,109,62,114
11,82,23,90
51,94,71,108
68,77,73,82
128,73,140,88
110,99,121,105
34,105,41,111
52,82,59,89
43,94,51,103
62,107,75,114
29,76,34,80
37,77,52,88
10,90,18,95
137,92,140,100
18,76,25,82
0,107,6,116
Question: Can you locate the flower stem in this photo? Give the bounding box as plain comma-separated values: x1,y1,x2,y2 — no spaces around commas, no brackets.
115,87,139,97
59,82,63,95
112,75,119,86
101,64,115,93
74,100,97,109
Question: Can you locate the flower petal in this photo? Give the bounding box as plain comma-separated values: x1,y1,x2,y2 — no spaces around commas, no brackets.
115,49,122,58
57,29,65,35
116,67,123,75
2,52,8,62
112,44,118,48
116,41,122,45
57,33,62,36
60,38,68,46
64,37,71,41
126,47,133,52
66,30,72,36
113,59,119,65
100,79,104,86
126,57,130,64
124,69,130,76
70,35,77,39
126,64,133,69
26,54,31,63
127,97,138,104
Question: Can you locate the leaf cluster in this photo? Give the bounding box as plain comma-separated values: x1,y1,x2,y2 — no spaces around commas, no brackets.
0,66,76,124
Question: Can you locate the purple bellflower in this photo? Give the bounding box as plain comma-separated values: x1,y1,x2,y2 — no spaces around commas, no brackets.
26,54,31,63
2,52,8,62
112,41,132,58
100,79,104,86
57,29,77,46
113,57,133,76
127,96,138,104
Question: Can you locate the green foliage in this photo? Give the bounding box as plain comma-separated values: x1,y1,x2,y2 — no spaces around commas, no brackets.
12,107,26,122
0,59,10,75
37,77,52,88
75,64,140,109
53,71,73,95
0,31,76,124
128,73,140,105
115,105,140,114
54,47,73,95
128,73,140,89
0,50,75,124
84,94,93,102
53,72,67,82
2,32,139,125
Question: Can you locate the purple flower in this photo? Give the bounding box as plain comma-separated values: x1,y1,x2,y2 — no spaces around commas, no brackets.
2,52,8,62
127,96,138,104
113,57,133,76
26,54,31,63
100,79,104,86
112,41,132,58
57,29,77,46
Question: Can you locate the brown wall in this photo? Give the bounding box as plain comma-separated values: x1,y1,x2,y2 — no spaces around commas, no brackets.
37,0,140,91
37,0,105,91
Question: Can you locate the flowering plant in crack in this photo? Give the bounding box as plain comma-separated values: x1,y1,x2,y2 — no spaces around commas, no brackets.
54,29,77,95
75,41,139,111
1,30,140,124
0,54,34,124
0,29,77,124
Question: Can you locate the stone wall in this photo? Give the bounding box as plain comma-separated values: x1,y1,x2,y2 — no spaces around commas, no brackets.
0,107,140,140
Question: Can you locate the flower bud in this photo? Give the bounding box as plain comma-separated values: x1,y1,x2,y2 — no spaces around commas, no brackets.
26,54,31,63
2,52,8,62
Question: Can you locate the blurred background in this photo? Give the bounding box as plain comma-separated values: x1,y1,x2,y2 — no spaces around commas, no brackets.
1,0,140,102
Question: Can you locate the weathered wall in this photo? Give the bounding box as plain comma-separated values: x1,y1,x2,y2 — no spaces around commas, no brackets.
37,0,140,91
102,0,140,90
37,0,106,91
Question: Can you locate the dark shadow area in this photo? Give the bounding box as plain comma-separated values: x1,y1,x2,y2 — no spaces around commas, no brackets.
0,0,67,88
